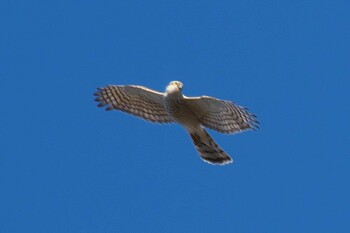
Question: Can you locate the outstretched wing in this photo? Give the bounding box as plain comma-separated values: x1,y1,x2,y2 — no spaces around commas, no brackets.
185,96,259,134
94,85,175,124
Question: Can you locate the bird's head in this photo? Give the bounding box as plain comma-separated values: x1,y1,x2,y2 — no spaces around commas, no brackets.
166,81,184,94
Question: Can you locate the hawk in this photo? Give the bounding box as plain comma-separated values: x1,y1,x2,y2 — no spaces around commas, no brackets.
94,81,259,165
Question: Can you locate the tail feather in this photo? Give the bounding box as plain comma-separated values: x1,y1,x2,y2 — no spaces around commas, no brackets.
189,129,233,165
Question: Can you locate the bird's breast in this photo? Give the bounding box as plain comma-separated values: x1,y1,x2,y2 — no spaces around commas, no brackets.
164,95,201,130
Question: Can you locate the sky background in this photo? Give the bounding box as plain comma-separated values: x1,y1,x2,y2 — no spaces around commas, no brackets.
1,0,349,232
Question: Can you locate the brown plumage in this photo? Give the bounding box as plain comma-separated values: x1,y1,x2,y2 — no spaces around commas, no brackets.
94,81,259,165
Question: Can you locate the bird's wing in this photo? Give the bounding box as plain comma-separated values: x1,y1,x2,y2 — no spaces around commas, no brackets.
94,85,175,124
185,96,259,134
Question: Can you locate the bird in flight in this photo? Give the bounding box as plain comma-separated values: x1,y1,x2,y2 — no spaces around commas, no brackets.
94,81,259,165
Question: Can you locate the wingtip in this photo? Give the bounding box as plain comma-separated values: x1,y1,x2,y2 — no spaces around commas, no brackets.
94,97,102,102
97,102,108,108
105,105,114,111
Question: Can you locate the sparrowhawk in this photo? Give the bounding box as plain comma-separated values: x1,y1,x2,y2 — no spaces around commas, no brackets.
94,81,259,165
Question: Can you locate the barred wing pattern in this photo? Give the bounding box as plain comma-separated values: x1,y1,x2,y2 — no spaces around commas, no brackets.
185,96,259,134
94,85,175,124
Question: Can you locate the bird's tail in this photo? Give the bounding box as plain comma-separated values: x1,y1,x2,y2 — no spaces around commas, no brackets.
189,128,233,165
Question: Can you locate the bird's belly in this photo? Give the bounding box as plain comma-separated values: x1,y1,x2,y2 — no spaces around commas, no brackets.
165,99,200,131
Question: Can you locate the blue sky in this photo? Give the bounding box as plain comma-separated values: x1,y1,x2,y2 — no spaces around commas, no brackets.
1,0,349,232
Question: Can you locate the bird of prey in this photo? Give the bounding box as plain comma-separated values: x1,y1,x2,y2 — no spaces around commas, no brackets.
94,81,259,165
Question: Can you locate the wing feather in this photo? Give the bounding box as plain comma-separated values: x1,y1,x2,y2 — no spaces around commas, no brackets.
185,96,259,134
94,85,174,124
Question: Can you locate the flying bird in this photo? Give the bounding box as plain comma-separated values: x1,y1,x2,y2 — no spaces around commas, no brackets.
94,81,259,165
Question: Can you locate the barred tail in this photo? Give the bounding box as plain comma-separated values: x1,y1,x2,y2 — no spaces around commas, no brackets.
189,129,233,165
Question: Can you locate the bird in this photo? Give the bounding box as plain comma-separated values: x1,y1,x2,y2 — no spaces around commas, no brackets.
94,81,259,165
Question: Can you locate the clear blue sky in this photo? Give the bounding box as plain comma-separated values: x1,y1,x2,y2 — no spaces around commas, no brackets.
1,1,349,232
